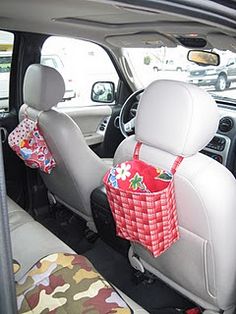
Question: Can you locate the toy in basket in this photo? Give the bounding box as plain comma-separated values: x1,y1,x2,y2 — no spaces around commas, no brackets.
103,142,183,257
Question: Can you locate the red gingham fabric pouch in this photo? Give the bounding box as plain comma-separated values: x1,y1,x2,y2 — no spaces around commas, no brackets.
103,142,183,257
8,110,56,174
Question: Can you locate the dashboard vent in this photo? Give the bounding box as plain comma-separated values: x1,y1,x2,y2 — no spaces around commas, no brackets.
219,117,234,133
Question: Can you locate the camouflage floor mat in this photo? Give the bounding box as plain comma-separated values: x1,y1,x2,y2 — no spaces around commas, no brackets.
16,252,132,314
84,240,195,313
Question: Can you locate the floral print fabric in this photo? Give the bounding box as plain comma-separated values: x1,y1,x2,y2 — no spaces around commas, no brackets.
104,159,173,193
103,142,183,257
8,118,56,174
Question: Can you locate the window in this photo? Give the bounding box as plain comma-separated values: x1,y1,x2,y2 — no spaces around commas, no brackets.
0,31,14,112
123,47,236,103
41,36,119,107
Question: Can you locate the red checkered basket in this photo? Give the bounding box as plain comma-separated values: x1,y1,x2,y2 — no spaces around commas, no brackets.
103,142,183,257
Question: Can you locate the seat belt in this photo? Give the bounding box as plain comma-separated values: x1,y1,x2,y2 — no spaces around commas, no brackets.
0,136,17,314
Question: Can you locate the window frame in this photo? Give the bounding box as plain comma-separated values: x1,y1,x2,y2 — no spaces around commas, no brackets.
0,30,14,113
39,35,129,108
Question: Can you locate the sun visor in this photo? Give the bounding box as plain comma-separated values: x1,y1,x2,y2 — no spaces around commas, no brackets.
207,33,236,52
105,33,176,48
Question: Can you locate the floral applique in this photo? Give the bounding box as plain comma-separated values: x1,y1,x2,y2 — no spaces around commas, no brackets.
108,167,119,188
105,158,173,193
116,163,131,181
20,147,32,160
8,118,56,174
103,142,182,257
155,167,172,181
34,130,40,138
129,172,149,192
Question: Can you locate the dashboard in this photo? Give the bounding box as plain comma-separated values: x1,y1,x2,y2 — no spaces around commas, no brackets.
202,104,236,175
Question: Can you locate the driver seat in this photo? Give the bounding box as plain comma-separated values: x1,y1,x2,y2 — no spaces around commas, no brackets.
114,80,236,313
19,64,110,230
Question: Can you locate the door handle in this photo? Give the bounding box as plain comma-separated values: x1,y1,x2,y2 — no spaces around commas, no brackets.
0,127,8,143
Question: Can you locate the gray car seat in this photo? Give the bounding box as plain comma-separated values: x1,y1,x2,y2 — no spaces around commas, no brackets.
114,79,236,314
8,196,147,313
19,64,110,231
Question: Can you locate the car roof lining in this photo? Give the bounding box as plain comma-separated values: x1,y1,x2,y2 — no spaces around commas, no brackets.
0,0,236,50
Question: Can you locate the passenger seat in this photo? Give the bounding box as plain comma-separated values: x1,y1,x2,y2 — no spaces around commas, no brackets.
8,197,148,313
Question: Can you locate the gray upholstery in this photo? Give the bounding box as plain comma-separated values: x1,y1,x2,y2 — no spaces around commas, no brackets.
136,80,219,156
21,64,110,228
8,196,73,281
8,197,147,313
114,80,236,313
23,64,65,111
103,158,114,167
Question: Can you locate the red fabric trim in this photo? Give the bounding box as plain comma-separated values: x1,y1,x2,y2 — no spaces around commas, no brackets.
171,156,184,174
133,142,142,160
186,308,202,314
133,142,183,174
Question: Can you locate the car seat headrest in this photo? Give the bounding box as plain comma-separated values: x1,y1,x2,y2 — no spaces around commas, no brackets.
23,64,65,111
135,79,219,156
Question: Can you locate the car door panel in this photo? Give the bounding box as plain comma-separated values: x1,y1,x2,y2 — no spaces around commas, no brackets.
0,111,27,206
56,105,112,146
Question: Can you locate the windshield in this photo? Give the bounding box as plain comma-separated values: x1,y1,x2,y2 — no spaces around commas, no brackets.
123,46,236,104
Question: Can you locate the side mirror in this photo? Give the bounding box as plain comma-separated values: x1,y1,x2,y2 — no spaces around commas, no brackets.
91,81,115,103
187,50,220,66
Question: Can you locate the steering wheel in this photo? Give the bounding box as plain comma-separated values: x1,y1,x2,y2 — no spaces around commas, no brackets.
119,89,144,137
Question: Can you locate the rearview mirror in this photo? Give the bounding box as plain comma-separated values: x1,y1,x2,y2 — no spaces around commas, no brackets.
187,50,220,66
91,81,115,103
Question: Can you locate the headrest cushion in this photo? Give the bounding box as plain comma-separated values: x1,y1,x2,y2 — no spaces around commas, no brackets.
135,80,219,156
23,64,65,111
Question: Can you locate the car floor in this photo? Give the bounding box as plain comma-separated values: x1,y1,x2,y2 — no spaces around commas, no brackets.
84,239,195,314
36,205,195,314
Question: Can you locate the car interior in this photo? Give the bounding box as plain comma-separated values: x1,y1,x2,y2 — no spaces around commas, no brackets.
1,0,236,314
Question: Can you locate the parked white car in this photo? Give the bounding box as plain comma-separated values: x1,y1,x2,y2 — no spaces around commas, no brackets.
41,54,76,101
0,51,11,110
0,53,76,111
